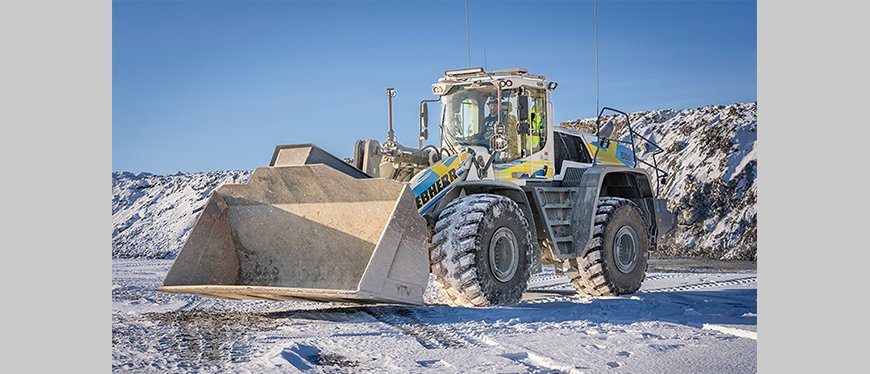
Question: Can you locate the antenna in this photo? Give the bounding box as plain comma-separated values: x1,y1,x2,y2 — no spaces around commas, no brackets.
594,0,600,115
484,48,487,71
465,0,471,67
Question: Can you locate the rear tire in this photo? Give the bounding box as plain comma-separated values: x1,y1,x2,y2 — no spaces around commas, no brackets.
430,194,533,307
570,197,650,296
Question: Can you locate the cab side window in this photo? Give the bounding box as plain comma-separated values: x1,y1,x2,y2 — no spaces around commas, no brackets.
554,132,592,172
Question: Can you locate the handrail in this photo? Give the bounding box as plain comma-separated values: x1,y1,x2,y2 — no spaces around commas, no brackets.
594,107,669,197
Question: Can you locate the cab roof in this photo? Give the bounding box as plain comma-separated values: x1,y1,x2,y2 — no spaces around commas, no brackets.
438,67,546,83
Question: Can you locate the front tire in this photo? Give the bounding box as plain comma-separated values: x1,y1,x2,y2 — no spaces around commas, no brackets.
570,197,650,296
430,194,533,307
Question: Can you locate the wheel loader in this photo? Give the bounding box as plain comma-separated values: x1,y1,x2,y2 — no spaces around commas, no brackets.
158,67,677,307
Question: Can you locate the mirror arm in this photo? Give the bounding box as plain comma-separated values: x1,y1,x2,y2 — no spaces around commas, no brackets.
419,99,439,149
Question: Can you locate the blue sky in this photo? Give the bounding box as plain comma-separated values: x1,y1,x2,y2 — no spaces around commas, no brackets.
113,0,756,174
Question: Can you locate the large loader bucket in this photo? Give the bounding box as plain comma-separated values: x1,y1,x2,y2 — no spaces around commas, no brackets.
158,145,430,305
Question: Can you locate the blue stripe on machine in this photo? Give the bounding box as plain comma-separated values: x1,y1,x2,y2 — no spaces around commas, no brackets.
411,170,439,195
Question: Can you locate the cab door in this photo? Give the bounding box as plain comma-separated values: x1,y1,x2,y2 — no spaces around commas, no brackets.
519,88,553,180
494,87,554,182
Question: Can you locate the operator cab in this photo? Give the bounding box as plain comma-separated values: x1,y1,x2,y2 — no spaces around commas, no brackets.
429,68,558,184
433,68,553,165
420,67,635,186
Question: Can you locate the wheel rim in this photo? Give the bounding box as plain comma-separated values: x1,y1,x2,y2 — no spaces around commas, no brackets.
489,227,519,282
613,226,639,274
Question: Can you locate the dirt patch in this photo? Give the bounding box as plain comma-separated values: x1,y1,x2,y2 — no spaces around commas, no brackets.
142,310,281,367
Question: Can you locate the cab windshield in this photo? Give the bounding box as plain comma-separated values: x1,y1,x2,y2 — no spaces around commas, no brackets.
441,84,516,149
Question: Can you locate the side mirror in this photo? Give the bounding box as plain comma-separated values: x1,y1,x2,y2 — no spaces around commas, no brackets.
517,95,529,123
598,120,614,139
419,102,429,143
598,120,614,149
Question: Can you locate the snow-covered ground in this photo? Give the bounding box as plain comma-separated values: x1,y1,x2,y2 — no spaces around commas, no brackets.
113,260,756,373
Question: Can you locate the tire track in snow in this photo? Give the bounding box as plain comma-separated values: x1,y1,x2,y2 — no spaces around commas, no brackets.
524,275,758,304
143,310,281,368
526,273,733,294
363,307,479,349
522,294,588,305
644,273,692,281
527,273,568,287
641,276,757,293
527,283,574,292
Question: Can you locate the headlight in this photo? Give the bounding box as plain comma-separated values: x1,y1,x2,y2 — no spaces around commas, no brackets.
432,84,448,95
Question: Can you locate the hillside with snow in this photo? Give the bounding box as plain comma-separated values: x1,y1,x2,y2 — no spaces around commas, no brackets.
112,102,756,260
112,171,251,259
